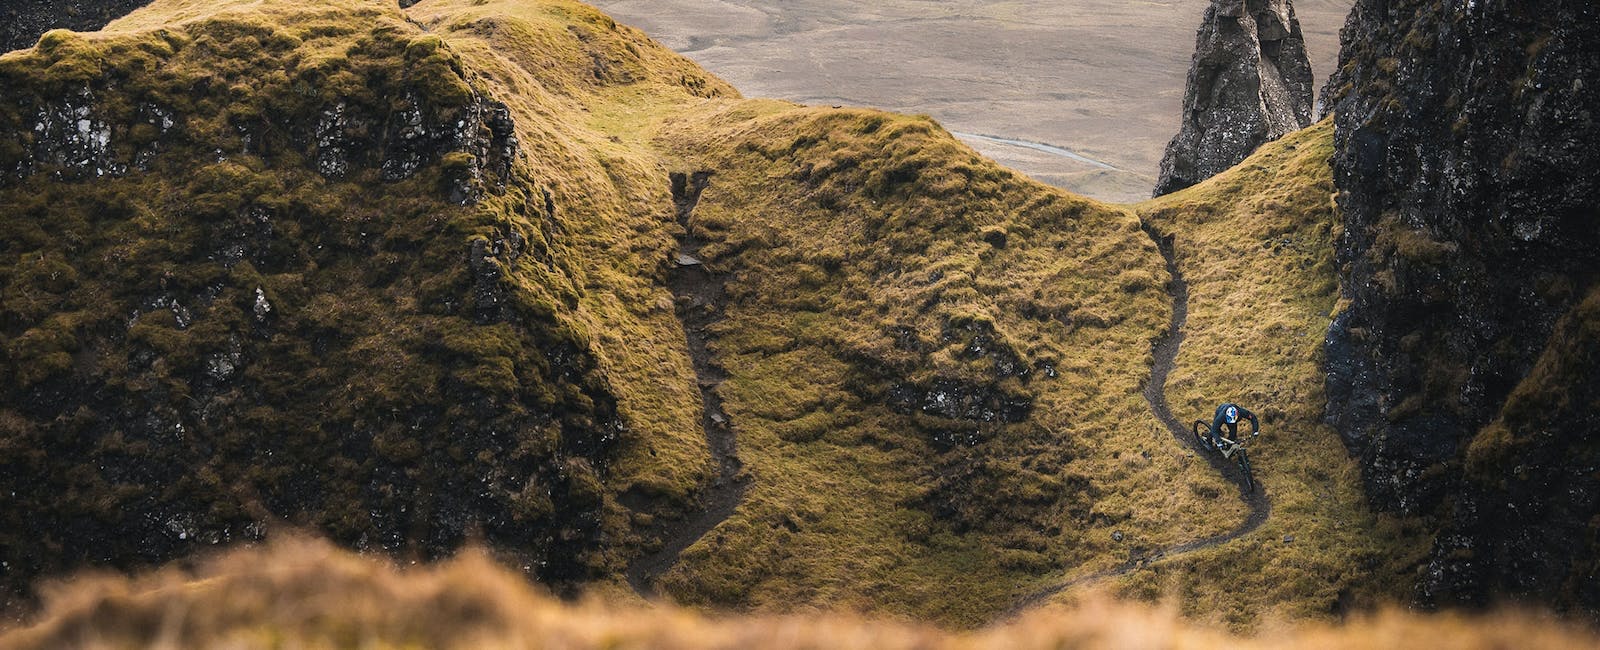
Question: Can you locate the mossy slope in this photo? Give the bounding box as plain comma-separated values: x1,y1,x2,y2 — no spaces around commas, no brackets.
0,0,733,609
641,101,1242,624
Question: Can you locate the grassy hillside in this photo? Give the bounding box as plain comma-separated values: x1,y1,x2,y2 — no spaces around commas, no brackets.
0,0,735,605
2,0,1432,633
632,104,1430,626
4,537,1597,650
394,0,746,573
646,101,1207,623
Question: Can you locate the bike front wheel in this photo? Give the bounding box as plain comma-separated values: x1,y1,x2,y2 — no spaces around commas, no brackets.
1191,420,1211,450
1237,449,1255,492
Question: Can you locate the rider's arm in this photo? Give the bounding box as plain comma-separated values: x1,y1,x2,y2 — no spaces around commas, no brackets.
1244,409,1260,435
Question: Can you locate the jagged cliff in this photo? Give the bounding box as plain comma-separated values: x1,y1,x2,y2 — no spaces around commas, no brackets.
1323,0,1600,613
1152,0,1314,197
1,1,153,53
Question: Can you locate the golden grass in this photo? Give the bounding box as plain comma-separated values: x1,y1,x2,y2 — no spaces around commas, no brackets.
3,537,1594,650
629,99,1247,624
2,0,1429,632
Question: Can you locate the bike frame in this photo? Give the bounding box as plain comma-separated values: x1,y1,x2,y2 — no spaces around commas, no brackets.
1212,433,1256,460
1191,418,1261,492
1191,418,1259,458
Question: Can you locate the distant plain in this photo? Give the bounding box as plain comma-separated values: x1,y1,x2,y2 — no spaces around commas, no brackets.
591,0,1353,202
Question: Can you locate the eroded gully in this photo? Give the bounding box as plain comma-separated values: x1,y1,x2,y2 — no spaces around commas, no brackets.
624,172,750,598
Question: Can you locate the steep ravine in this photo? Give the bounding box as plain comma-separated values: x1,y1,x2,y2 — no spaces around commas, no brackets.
1004,226,1271,617
624,172,750,598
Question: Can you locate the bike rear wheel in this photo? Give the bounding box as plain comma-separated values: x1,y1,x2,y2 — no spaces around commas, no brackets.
1237,449,1255,492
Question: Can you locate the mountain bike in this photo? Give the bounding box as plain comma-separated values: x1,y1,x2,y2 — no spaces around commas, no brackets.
1191,419,1258,492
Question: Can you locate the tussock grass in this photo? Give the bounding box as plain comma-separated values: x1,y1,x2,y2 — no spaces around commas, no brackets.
404,0,747,558
3,537,1595,650
2,0,1429,632
636,100,1242,624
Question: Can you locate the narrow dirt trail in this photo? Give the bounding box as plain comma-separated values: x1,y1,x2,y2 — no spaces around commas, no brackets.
1003,224,1271,617
624,172,750,598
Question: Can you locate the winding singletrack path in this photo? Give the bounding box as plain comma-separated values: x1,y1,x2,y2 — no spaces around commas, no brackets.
1004,224,1271,617
624,172,751,598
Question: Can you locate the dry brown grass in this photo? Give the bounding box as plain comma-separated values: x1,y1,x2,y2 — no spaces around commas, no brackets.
2,537,1594,650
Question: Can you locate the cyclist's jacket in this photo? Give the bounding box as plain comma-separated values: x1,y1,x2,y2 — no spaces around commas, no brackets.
1211,403,1259,439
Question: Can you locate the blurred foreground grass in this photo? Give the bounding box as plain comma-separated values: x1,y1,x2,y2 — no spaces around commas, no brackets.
2,536,1595,650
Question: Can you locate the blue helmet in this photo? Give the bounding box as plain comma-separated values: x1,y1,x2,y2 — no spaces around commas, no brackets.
1225,405,1239,424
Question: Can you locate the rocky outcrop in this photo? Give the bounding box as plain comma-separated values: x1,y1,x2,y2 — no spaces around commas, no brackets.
1,1,152,53
1153,0,1314,197
1323,0,1600,613
874,319,1038,448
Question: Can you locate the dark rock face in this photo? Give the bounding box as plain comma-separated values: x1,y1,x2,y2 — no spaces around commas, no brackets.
1323,0,1600,614
1,1,153,53
1154,0,1315,197
875,319,1036,449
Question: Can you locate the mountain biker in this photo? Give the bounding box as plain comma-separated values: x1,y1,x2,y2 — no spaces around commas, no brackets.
1208,402,1259,448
